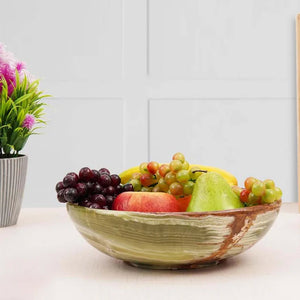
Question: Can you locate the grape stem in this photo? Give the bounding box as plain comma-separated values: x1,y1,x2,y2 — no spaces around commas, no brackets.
192,170,208,174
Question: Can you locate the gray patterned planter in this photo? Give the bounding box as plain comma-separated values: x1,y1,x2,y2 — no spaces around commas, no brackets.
0,155,28,227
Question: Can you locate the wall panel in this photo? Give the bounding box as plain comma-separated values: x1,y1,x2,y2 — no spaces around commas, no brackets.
0,0,123,87
149,0,300,81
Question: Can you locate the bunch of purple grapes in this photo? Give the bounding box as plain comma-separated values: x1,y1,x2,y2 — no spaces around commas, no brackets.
56,167,133,209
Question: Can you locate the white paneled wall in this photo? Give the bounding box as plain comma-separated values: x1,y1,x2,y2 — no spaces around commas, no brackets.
149,0,295,80
0,0,298,206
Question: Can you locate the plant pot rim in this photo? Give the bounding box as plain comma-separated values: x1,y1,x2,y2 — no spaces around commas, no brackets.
0,154,28,160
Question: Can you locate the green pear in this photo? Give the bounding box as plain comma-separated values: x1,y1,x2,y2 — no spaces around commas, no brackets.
187,172,244,212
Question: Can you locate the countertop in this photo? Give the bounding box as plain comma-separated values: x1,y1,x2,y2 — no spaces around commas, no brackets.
0,203,299,300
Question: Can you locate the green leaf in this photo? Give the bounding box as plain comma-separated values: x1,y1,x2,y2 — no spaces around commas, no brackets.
3,144,13,155
0,124,10,130
0,134,7,146
17,109,25,124
14,92,35,106
14,136,28,152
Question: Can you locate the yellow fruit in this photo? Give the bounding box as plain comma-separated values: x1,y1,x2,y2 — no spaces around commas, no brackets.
119,164,237,186
189,164,238,186
119,166,140,184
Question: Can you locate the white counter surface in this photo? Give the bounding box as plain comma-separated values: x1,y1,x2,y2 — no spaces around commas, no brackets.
0,203,299,300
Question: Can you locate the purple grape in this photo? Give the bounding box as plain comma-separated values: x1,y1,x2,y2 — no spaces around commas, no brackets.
123,183,134,192
105,185,115,196
63,173,78,188
105,195,114,208
90,203,102,209
79,198,92,207
99,168,110,175
115,184,124,194
64,188,79,203
85,181,95,192
99,173,111,187
79,167,94,182
92,183,103,194
56,181,64,192
110,174,121,187
57,189,67,203
102,187,107,196
103,205,109,210
91,194,106,207
76,182,87,197
67,172,79,180
92,169,100,181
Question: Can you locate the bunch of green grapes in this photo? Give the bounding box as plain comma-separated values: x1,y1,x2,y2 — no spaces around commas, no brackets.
232,177,282,206
127,152,205,198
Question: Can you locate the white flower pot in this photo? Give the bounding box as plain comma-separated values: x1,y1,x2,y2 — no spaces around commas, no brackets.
0,155,28,227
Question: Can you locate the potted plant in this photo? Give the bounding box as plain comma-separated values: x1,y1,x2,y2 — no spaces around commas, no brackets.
0,43,49,227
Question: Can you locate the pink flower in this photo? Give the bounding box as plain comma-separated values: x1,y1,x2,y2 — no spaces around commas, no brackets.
0,43,28,96
22,114,35,130
16,62,25,72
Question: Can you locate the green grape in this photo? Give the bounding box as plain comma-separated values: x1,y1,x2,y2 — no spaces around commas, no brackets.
176,170,190,183
155,171,161,181
152,185,160,192
141,186,152,192
164,172,177,185
240,189,250,203
231,185,242,197
130,179,142,191
247,192,261,206
169,160,183,172
172,152,185,163
131,172,142,180
169,182,183,195
262,189,276,204
274,187,282,200
158,178,169,192
140,173,157,187
264,179,275,189
139,162,149,174
158,164,170,177
182,161,189,170
189,167,204,181
183,181,194,195
147,161,159,175
244,177,257,191
251,180,265,197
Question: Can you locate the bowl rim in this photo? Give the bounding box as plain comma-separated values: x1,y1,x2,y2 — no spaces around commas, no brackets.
67,200,281,217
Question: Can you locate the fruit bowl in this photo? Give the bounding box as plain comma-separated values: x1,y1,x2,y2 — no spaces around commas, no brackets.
66,200,281,270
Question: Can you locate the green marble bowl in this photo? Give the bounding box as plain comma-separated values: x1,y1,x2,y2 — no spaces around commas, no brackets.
67,200,281,270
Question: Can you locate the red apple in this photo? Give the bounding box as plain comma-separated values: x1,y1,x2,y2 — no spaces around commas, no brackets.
176,195,191,212
112,192,180,213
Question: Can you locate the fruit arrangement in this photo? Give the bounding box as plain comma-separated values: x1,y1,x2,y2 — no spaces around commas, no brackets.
55,152,282,212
